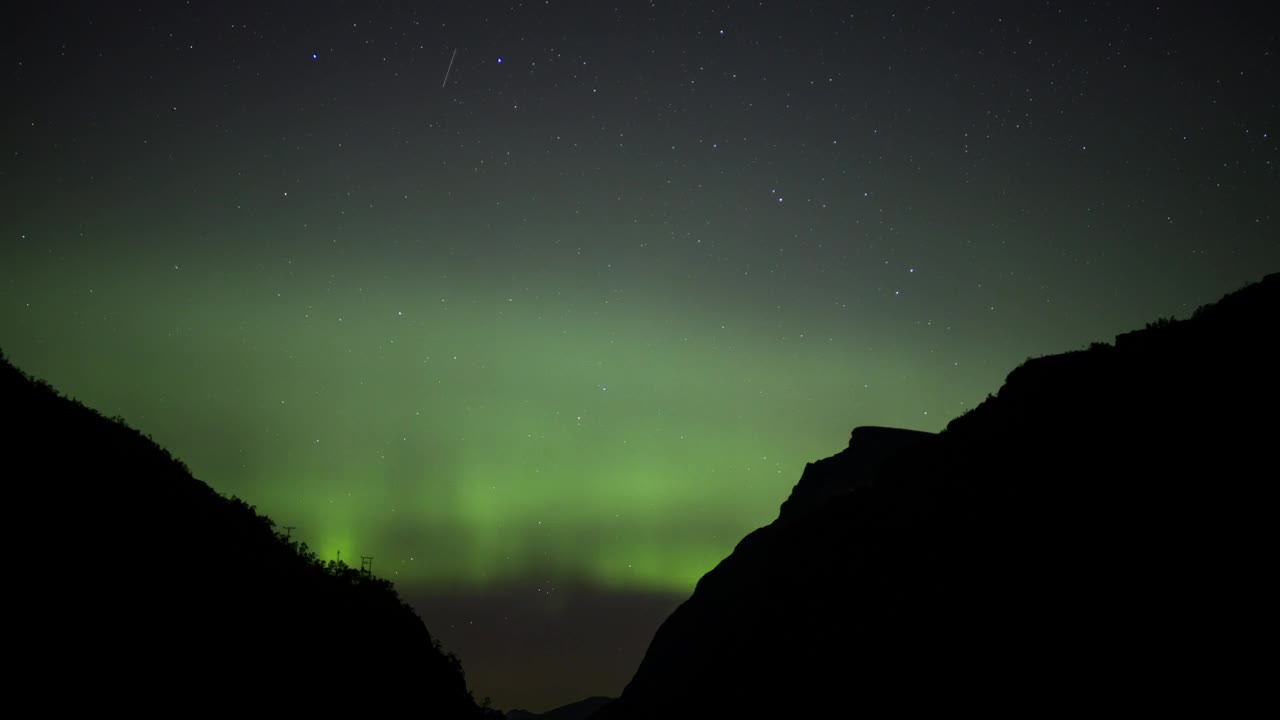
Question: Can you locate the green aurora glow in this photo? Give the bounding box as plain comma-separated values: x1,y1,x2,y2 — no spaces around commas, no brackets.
5,235,991,592
3,1,1275,710
3,221,1258,594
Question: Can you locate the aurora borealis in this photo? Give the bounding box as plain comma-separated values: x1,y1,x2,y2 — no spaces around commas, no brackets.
2,1,1276,711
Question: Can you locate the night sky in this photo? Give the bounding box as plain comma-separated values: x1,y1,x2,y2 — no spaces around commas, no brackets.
2,1,1275,710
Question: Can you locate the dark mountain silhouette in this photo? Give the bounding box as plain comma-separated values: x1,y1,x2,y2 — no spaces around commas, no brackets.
596,273,1278,718
2,350,500,715
506,696,615,720
776,425,934,521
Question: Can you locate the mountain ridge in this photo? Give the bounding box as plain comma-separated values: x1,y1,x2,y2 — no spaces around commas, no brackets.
507,695,616,720
777,425,935,522
2,348,500,714
596,272,1278,717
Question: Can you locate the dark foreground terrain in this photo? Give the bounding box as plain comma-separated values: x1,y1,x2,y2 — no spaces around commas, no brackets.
3,348,498,714
598,274,1277,717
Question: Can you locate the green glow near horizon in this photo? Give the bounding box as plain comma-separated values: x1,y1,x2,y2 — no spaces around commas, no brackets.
0,236,1008,595
4,4,1276,710
3,173,1262,598
3,220,1257,597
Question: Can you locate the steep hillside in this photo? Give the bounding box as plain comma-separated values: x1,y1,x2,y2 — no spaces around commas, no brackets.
598,273,1278,717
2,350,498,714
507,696,615,720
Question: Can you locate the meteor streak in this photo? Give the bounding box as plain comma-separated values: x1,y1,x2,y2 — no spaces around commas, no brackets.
441,48,457,88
